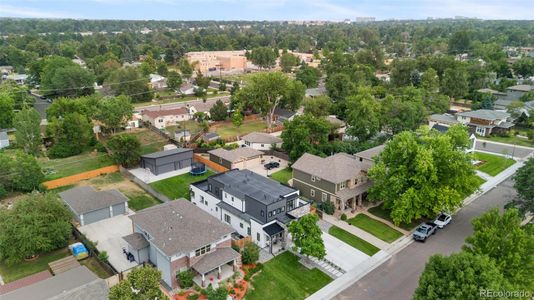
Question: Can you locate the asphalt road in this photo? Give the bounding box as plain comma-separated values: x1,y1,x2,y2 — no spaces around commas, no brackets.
134,95,230,112
334,178,517,300
476,140,533,158
31,94,50,120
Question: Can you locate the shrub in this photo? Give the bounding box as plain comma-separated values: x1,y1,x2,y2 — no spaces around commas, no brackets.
97,251,109,263
177,270,195,288
0,184,6,198
94,142,108,153
187,293,199,300
340,213,347,221
321,200,335,215
241,241,260,265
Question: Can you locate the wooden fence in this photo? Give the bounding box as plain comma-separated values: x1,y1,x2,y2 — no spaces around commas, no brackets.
43,165,120,189
231,236,252,249
193,154,228,173
119,166,172,202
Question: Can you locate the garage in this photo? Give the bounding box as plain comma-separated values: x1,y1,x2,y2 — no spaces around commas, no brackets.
59,186,129,226
140,148,193,176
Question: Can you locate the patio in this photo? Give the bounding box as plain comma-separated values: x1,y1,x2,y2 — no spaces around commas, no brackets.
192,264,235,289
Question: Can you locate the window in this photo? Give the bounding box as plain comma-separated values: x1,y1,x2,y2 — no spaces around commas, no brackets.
476,127,485,135
311,175,316,182
261,210,264,216
257,233,260,241
216,207,218,212
195,244,211,256
354,179,358,185
268,211,272,217
322,192,328,201
200,196,204,204
287,200,295,210
224,214,231,224
261,144,264,147
240,223,243,228
247,227,251,235
340,181,346,190
231,196,234,202
359,157,363,162
158,119,163,123
190,190,195,198
310,189,315,197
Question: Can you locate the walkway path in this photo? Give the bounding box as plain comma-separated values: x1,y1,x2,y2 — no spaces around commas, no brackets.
475,170,493,181
322,214,389,250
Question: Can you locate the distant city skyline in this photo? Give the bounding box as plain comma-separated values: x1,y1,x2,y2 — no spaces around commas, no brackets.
0,0,533,21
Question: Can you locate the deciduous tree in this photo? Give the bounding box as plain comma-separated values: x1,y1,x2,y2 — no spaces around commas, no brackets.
0,92,15,129
303,96,332,118
288,214,325,260
13,107,42,155
209,99,228,121
95,95,133,133
345,89,382,141
107,134,141,167
109,266,163,300
281,114,331,161
512,157,534,214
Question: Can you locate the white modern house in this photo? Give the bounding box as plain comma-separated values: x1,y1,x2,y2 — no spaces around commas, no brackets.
190,169,310,254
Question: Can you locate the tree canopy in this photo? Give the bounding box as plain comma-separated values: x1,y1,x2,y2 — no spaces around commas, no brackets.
281,114,332,162
107,134,141,167
512,157,534,215
109,265,163,300
288,214,326,260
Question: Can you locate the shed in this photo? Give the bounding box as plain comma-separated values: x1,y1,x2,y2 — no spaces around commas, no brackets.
0,131,9,149
140,148,193,175
203,132,220,142
59,186,128,226
208,147,264,169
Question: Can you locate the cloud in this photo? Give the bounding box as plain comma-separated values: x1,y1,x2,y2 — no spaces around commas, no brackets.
0,4,79,18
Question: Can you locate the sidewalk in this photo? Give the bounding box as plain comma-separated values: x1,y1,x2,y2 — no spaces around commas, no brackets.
322,214,389,250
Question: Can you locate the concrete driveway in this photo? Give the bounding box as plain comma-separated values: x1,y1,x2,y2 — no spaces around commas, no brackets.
79,212,138,272
248,155,288,177
322,232,370,272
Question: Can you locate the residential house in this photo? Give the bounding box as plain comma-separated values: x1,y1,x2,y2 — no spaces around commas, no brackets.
0,131,9,149
123,200,239,289
429,109,513,137
241,132,282,150
208,147,264,170
179,82,197,95
305,87,326,98
203,132,220,143
140,148,193,176
59,186,129,226
190,169,310,253
6,74,28,85
291,145,384,213
126,113,142,129
273,108,297,123
149,74,167,90
1,266,108,300
506,84,533,100
325,115,347,135
175,129,192,142
142,108,191,129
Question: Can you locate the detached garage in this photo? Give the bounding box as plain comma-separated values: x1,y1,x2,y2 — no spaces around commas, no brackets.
59,186,128,226
140,148,193,176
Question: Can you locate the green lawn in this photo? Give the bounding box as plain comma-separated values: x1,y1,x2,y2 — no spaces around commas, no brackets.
166,120,204,136
270,168,292,184
347,214,403,243
474,152,516,176
0,248,68,283
215,120,267,139
246,252,332,300
150,170,215,200
328,226,379,256
111,129,168,155
40,152,114,181
367,204,422,231
126,191,162,211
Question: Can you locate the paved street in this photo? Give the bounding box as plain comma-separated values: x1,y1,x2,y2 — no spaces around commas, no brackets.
334,179,517,300
476,140,534,159
133,95,230,112
31,94,50,120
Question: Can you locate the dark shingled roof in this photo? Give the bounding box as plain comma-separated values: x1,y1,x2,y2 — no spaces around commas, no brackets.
59,186,127,215
191,247,240,274
263,222,284,236
129,200,235,256
141,147,192,159
431,124,449,133
123,233,149,250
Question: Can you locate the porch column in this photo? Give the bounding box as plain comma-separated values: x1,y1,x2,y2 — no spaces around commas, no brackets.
352,197,356,210
218,266,222,279
202,273,205,287
233,259,237,272
358,194,363,207
340,198,345,211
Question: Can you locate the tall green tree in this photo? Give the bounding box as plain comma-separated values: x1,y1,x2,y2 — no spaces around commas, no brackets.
414,252,508,300
448,30,472,54
209,100,228,121
381,88,426,134
95,95,134,133
47,112,93,158
281,114,331,161
441,67,469,99
464,208,534,290
368,126,480,224
109,266,163,300
40,56,95,97
280,52,299,72
288,214,325,260
166,70,182,90
296,64,321,88
0,193,71,265
303,96,332,118
248,47,277,69
107,134,141,167
13,107,42,155
512,157,534,215
512,57,534,77
105,67,153,103
421,68,439,93
345,89,382,141
0,92,15,129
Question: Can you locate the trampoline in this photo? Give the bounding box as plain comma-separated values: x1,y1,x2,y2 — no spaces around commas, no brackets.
190,162,207,175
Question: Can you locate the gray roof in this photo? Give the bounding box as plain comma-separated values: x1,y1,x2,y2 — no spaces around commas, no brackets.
274,108,296,119
191,247,240,274
208,169,297,205
241,132,282,144
204,132,220,140
2,266,108,300
141,148,192,159
59,186,127,215
494,99,513,109
457,109,510,121
0,131,7,140
129,200,235,257
354,144,385,162
325,116,346,127
477,88,506,95
431,124,449,133
429,113,459,125
292,152,367,184
305,87,326,97
208,147,263,163
123,232,149,250
507,85,533,92
217,201,251,222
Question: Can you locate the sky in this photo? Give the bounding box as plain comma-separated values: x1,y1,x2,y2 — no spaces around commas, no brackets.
0,0,533,21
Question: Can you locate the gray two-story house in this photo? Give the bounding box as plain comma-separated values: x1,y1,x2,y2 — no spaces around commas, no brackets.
190,169,310,254
291,145,384,213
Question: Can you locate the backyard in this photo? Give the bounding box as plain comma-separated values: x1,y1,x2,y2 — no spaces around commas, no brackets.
328,226,379,256
246,251,332,300
165,120,204,137
347,214,403,243
39,151,114,181
0,248,68,283
473,152,516,176
126,191,162,211
214,119,267,139
270,168,292,185
150,170,215,200
109,128,168,155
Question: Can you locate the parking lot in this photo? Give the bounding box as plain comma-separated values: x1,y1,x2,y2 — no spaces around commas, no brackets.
248,155,288,177
79,212,139,272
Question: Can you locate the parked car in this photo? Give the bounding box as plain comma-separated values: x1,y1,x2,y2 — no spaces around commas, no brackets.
39,95,46,99
413,222,438,242
433,212,452,228
264,161,280,170
47,98,53,103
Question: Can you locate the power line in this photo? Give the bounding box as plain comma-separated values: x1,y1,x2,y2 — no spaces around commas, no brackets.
9,77,151,94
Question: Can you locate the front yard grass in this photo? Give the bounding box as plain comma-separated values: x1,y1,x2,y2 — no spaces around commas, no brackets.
39,151,114,181
473,152,516,176
214,120,267,139
0,247,68,283
270,167,292,185
150,170,215,200
347,214,403,243
246,251,332,300
367,204,422,231
328,226,379,256
126,191,162,211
